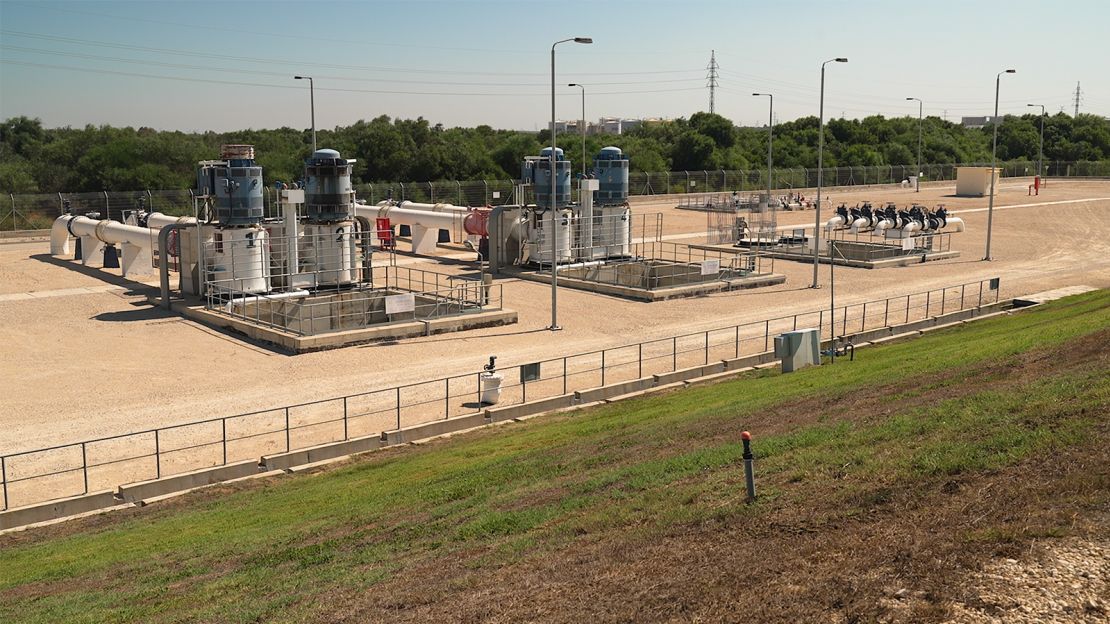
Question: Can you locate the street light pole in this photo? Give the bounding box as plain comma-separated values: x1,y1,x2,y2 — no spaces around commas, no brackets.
984,69,1016,261
1027,103,1045,179
293,75,316,153
811,57,847,289
569,83,587,177
549,37,592,331
753,93,774,202
906,97,923,192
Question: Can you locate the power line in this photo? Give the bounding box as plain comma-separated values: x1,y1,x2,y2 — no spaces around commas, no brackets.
0,59,706,97
0,44,704,87
0,30,700,78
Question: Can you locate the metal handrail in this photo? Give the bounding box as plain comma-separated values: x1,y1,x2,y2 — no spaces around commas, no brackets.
0,277,1001,511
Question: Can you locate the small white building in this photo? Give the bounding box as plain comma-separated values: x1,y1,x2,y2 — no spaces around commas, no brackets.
955,167,1001,197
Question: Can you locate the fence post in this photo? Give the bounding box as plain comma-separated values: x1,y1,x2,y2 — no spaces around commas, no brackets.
343,397,349,440
884,298,890,327
941,289,947,315
154,430,161,479
601,351,606,386
704,330,709,364
979,281,984,307
81,442,89,495
638,343,643,378
285,407,291,451
2,455,8,511
735,325,740,358
905,295,910,323
445,378,450,419
862,302,867,331
764,320,769,352
563,357,568,395
395,388,401,430
672,337,677,370
222,418,227,465
926,291,931,317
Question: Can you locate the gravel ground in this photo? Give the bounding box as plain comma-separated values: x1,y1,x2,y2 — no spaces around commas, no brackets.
1,179,1108,455
945,537,1109,623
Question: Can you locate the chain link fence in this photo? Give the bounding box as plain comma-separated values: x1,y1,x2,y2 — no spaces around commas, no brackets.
5,161,1109,232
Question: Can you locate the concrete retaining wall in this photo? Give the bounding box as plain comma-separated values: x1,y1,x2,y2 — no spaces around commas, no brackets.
117,460,261,503
0,490,119,531
262,436,384,471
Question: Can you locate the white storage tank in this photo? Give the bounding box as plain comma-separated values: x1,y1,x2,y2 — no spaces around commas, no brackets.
527,209,573,264
595,205,631,257
208,225,270,294
301,223,356,286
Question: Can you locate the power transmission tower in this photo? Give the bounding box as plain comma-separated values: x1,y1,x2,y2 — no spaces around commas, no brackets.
706,50,719,114
1073,82,1082,116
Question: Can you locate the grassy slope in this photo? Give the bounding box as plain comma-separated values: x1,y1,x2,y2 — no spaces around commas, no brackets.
1,291,1108,623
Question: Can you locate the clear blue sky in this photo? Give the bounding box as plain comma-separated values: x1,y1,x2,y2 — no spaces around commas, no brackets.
1,0,1106,132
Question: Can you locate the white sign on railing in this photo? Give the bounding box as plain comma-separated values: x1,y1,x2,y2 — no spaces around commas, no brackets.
701,259,720,275
385,293,416,315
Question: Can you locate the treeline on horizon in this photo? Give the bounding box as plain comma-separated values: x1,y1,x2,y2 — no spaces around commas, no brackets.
2,112,1108,194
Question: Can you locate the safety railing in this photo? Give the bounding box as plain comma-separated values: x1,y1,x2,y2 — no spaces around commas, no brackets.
205,264,499,336
0,277,1002,512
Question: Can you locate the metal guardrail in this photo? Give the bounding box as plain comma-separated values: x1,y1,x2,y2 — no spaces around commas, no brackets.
0,277,1001,512
5,160,1109,230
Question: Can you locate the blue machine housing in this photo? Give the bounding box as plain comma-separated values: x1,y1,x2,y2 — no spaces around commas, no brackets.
525,147,571,209
594,146,629,206
196,145,264,226
304,148,356,222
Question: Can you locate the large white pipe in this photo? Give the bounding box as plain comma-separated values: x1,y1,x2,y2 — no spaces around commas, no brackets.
51,215,156,276
355,204,463,254
144,212,197,230
902,221,921,235
849,217,871,234
375,200,470,214
875,218,894,234
943,216,965,232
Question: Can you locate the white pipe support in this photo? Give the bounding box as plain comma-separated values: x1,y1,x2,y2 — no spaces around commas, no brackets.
51,215,156,276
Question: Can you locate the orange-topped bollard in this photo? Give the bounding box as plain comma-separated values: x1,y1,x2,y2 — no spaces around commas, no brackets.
741,431,756,502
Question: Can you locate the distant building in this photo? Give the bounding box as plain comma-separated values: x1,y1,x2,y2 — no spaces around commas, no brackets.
961,116,999,129
554,117,668,135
